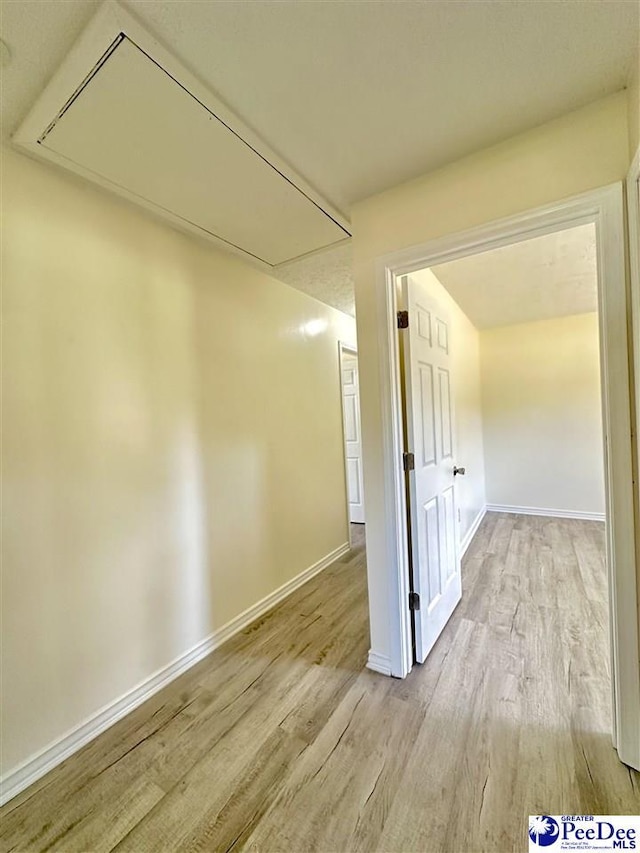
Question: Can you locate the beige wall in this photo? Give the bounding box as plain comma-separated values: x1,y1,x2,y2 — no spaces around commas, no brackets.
411,270,486,541
352,91,630,663
480,313,604,515
1,145,355,777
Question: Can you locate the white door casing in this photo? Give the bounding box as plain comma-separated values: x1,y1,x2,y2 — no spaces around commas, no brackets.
369,182,639,771
626,147,640,769
401,275,461,662
341,351,366,523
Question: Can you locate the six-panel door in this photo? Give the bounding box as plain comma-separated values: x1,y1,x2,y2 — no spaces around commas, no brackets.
401,275,462,663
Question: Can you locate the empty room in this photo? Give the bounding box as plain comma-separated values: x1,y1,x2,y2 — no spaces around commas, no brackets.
399,224,613,795
1,1,640,851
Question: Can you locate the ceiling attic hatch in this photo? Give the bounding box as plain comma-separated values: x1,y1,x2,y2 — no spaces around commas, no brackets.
13,4,350,267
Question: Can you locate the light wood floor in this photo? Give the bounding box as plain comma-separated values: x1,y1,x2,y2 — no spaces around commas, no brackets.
2,514,639,853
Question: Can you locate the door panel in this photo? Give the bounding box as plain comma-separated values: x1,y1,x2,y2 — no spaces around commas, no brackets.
341,352,365,524
343,395,358,442
439,368,453,459
419,365,436,466
347,458,362,504
402,275,461,663
423,496,441,607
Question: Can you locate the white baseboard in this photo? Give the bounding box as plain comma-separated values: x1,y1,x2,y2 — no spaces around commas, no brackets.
366,650,393,676
486,504,605,522
0,541,350,807
460,506,487,558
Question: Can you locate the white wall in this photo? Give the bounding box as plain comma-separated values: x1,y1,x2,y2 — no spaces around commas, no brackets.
480,313,604,516
411,270,486,543
1,145,356,781
352,91,630,669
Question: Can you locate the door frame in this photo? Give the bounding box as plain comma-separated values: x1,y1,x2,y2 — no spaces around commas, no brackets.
339,341,362,543
374,182,640,769
626,146,640,768
627,145,640,562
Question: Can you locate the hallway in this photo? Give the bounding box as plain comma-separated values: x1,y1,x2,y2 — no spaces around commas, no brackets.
1,516,637,852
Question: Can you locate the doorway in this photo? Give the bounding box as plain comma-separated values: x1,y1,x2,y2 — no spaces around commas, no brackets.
374,184,640,770
399,223,606,659
339,343,366,536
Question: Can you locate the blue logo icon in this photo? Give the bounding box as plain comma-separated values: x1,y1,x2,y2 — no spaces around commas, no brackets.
529,816,560,846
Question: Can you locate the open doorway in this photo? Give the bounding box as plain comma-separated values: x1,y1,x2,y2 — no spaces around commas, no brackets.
339,343,366,545
372,185,639,770
398,222,607,671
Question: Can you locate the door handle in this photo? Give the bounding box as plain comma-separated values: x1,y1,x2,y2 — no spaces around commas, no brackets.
453,466,466,476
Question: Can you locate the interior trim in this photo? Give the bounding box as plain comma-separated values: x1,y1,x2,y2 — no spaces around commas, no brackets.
373,182,639,769
0,540,350,807
366,651,393,676
460,505,487,557
485,504,606,522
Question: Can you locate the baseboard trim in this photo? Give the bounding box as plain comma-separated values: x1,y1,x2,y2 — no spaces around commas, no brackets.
367,650,393,676
0,541,350,807
460,506,487,558
486,504,606,522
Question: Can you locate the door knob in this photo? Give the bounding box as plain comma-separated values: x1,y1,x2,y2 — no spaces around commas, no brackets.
453,466,466,476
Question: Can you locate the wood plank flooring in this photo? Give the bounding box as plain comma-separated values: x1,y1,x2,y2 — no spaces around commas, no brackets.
2,514,638,852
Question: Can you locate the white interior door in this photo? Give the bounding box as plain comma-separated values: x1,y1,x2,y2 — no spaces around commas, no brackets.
401,275,461,662
341,352,365,523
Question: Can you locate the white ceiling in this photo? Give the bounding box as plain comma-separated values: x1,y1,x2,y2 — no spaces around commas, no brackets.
0,0,636,312
274,241,355,317
430,224,598,330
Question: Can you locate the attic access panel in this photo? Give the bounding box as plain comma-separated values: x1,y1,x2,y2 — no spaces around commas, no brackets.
29,34,349,266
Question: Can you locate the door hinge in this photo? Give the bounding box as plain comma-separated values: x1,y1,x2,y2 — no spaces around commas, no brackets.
397,310,409,329
409,591,421,610
403,451,415,471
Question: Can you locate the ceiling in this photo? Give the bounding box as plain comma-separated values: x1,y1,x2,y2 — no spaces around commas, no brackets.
0,0,636,314
22,31,349,266
274,241,354,316
430,224,598,330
